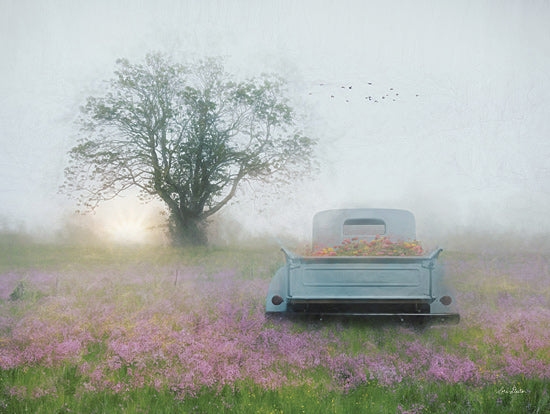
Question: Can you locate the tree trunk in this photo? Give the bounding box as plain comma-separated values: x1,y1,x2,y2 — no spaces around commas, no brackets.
169,211,208,246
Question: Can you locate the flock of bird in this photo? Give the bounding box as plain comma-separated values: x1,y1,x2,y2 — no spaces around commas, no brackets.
307,81,420,103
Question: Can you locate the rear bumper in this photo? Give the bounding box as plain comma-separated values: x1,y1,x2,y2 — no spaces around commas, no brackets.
268,297,459,324
266,311,460,324
287,298,433,314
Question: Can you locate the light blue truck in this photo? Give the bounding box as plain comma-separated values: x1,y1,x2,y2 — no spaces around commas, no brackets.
266,208,459,323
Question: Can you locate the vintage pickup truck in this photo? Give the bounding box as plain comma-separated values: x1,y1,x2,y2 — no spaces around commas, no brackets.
266,208,459,323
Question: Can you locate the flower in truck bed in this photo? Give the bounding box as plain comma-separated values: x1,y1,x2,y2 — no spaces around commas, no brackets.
310,236,424,256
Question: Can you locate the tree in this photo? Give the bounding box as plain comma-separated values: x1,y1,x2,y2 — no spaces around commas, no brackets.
62,53,315,245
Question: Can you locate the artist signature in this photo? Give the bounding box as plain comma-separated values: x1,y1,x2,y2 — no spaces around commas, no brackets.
496,386,529,395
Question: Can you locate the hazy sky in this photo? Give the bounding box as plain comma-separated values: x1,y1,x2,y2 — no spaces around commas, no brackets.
1,0,549,243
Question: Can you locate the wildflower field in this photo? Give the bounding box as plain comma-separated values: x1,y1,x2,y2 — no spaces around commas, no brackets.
0,236,549,413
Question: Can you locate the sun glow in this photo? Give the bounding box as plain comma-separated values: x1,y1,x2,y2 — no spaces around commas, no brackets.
107,212,148,244
94,197,166,245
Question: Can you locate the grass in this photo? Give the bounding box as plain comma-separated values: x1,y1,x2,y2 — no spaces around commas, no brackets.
0,233,283,273
1,372,547,413
0,237,549,413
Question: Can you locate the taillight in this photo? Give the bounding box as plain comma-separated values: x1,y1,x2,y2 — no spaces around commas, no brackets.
271,295,284,305
440,296,452,306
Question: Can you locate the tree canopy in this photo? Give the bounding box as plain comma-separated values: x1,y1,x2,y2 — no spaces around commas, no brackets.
62,53,315,245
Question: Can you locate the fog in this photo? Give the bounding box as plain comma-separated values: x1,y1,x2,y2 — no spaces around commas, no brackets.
1,0,550,246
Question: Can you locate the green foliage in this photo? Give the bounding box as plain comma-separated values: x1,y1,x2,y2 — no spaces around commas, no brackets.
62,53,316,245
8,281,27,301
8,280,44,304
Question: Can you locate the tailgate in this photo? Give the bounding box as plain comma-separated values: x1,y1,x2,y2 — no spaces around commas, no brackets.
288,257,434,302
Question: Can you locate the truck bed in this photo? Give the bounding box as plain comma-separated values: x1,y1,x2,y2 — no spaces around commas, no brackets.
277,248,443,315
